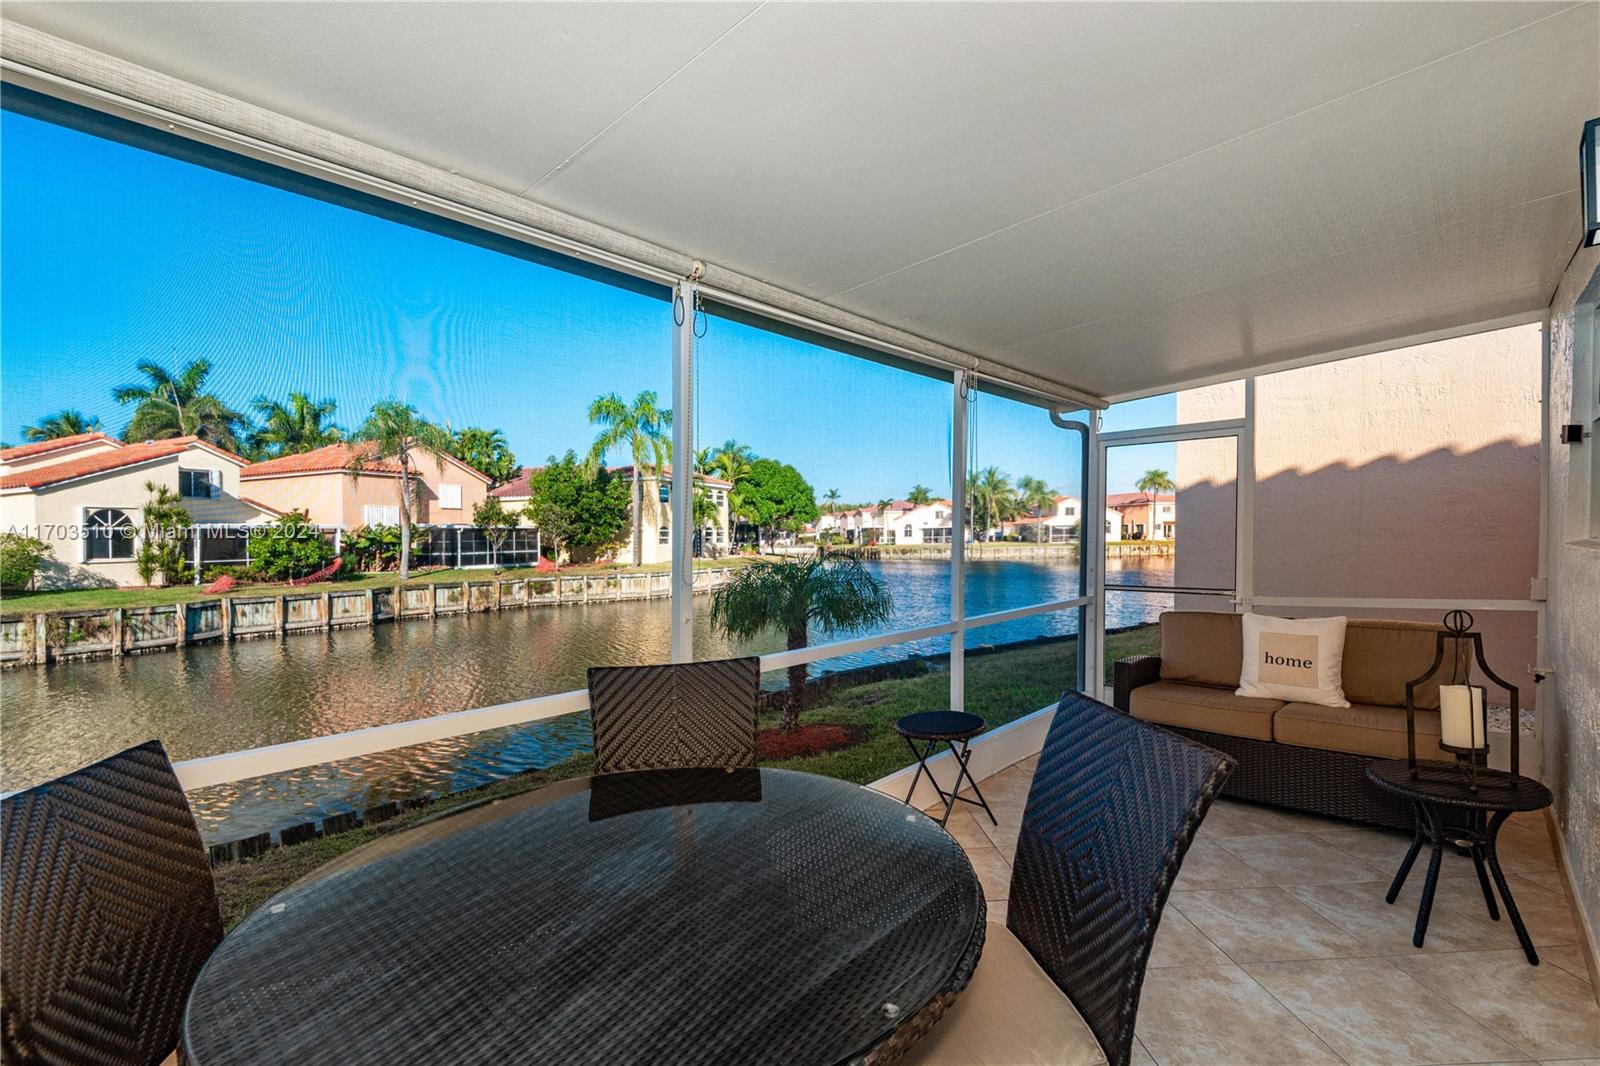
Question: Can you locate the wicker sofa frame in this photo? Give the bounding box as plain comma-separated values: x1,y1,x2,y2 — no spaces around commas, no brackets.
1113,654,1419,831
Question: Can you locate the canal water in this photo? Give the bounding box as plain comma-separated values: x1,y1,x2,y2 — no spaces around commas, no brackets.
1,556,1175,840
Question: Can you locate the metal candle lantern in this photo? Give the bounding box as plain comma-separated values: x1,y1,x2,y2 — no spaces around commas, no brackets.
1403,610,1521,790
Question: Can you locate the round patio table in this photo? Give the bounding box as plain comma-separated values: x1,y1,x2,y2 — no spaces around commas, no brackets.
183,767,986,1065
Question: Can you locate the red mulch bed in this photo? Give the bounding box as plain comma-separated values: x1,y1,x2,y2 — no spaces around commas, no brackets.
756,723,867,761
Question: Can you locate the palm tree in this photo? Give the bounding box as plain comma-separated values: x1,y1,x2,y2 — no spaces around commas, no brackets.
586,391,672,566
711,552,892,731
113,358,247,452
907,484,934,506
1016,475,1054,542
22,410,101,441
965,467,1017,540
452,426,518,483
1136,469,1176,540
823,488,841,515
709,441,754,487
876,498,894,544
350,401,455,580
250,393,342,458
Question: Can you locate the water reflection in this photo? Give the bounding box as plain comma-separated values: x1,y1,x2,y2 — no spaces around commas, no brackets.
2,556,1174,840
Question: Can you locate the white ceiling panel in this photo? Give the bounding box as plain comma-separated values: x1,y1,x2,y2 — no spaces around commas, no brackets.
2,1,760,194
3,1,1595,399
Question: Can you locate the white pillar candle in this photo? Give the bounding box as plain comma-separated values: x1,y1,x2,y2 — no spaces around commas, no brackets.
1439,685,1487,749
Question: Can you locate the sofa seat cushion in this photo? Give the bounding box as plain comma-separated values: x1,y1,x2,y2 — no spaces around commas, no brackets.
1275,701,1442,759
898,922,1107,1066
1129,681,1282,741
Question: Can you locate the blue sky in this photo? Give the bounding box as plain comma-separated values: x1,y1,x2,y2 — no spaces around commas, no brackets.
1,107,1173,498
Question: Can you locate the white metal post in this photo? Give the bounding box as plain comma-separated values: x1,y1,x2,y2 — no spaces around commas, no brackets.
670,280,697,663
1235,378,1256,613
1086,414,1107,697
950,370,968,710
192,528,202,584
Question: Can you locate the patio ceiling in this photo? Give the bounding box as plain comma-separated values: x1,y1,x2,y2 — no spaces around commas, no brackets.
4,2,1597,400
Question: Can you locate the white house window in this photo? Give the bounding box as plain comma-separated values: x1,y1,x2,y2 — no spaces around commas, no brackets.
85,507,134,561
179,469,219,498
362,504,400,526
904,524,913,538
658,526,670,544
1064,506,1077,517
935,510,946,520
439,483,463,510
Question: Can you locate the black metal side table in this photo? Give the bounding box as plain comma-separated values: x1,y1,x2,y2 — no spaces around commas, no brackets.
895,711,997,828
1366,759,1553,964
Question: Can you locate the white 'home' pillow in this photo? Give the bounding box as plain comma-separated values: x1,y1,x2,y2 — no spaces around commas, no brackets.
1236,614,1350,707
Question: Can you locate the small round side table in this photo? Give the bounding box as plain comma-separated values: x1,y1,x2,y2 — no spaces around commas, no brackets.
1366,759,1553,964
894,711,997,829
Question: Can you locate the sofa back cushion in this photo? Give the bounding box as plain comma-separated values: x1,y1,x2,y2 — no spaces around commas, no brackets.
1342,619,1463,710
1159,611,1243,688
1158,612,1464,709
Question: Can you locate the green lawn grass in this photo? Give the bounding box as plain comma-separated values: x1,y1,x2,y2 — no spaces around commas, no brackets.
0,557,760,616
210,623,1163,927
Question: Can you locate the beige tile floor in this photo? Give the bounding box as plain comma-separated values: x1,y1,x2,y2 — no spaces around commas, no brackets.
931,757,1600,1066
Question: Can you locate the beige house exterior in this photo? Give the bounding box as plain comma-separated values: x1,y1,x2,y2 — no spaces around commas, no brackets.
1174,322,1541,703
0,435,275,588
240,443,491,530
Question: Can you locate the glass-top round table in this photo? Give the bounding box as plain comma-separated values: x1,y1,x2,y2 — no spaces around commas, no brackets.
183,767,986,1065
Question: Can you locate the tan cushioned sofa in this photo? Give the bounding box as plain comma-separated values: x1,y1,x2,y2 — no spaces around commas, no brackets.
1114,612,1464,830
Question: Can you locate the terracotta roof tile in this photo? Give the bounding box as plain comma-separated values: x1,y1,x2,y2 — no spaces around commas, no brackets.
490,467,537,498
0,432,121,462
0,437,244,490
242,442,404,478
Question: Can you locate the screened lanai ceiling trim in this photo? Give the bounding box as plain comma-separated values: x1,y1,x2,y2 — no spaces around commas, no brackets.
0,21,1105,412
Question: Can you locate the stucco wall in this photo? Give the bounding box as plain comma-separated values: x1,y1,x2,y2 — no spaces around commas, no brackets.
240,473,351,527
1543,244,1600,958
1176,325,1543,703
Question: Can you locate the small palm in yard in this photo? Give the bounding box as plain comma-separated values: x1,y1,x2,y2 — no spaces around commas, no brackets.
711,552,892,732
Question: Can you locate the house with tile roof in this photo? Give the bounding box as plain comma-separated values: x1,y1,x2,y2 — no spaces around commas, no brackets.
0,435,278,588
241,442,492,532
1000,495,1127,542
0,432,124,477
1106,491,1175,540
490,464,734,563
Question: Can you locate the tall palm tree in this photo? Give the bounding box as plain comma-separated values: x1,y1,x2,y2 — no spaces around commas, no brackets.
113,358,247,452
1016,475,1054,542
709,442,754,487
906,484,934,506
1136,468,1176,540
250,393,342,458
452,426,518,483
823,488,841,515
966,466,1017,541
586,390,672,566
22,410,102,441
876,498,894,544
711,552,892,731
350,401,455,580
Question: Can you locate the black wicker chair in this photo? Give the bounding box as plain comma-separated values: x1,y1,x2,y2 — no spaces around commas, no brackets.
1,739,224,1066
902,693,1233,1066
586,657,761,774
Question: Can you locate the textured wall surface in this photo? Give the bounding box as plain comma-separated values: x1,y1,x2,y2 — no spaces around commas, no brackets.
1542,245,1600,953
1176,326,1543,699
